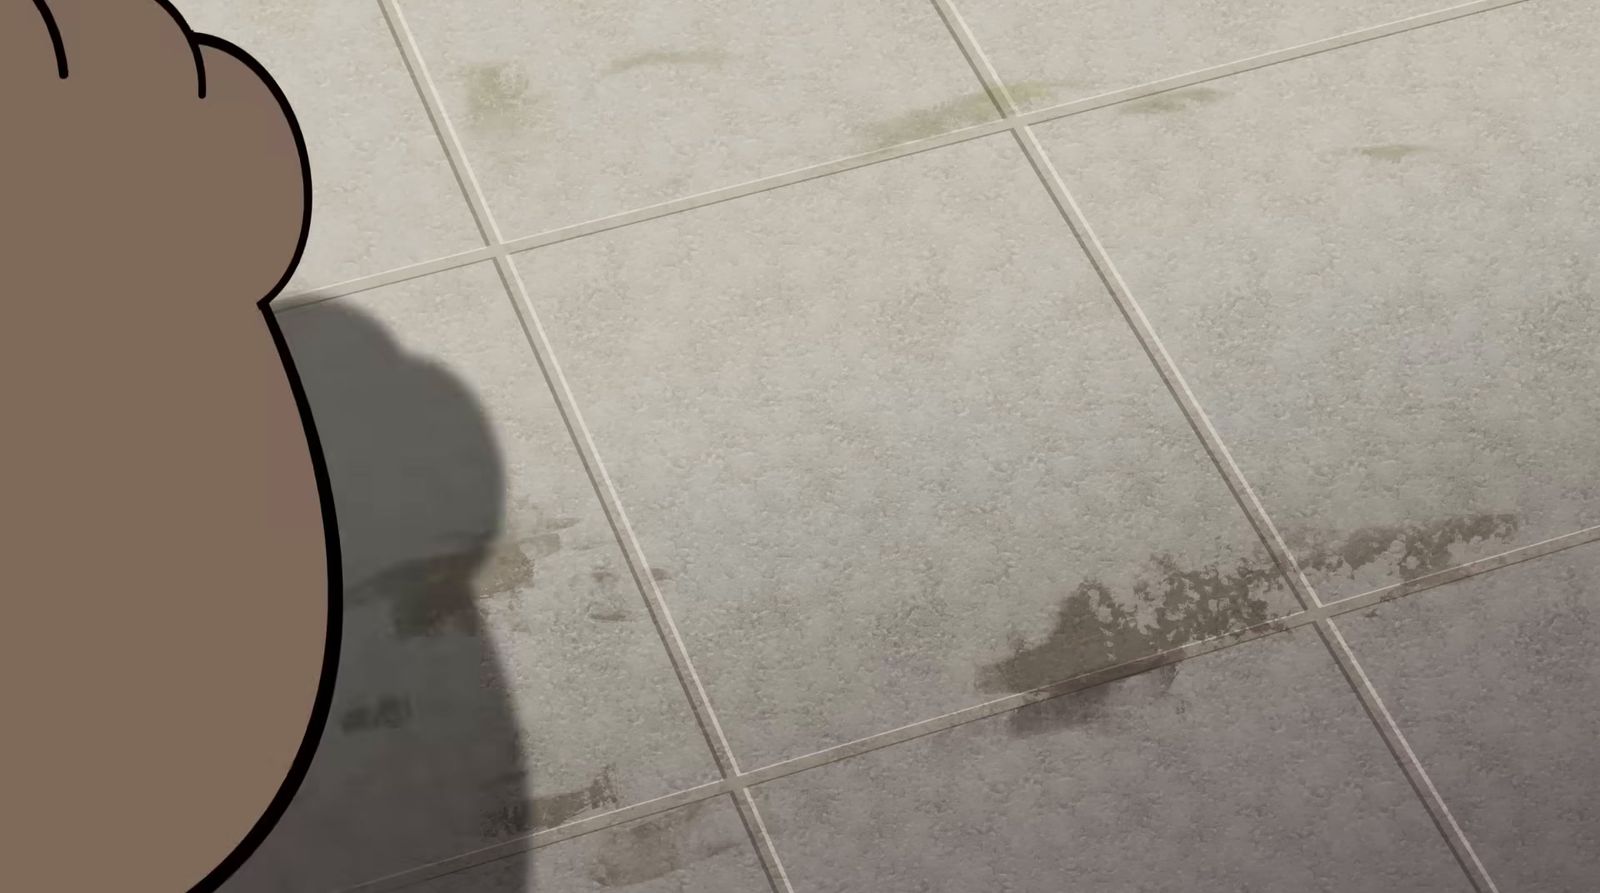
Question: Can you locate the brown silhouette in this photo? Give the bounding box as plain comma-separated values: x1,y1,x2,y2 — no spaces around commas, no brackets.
3,3,335,892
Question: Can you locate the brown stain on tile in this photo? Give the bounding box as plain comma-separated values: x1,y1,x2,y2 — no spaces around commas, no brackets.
480,766,620,839
604,49,730,76
1120,86,1227,115
590,800,744,887
338,695,413,734
1291,513,1519,582
865,81,1071,146
979,552,1283,736
1353,143,1431,163
464,62,542,134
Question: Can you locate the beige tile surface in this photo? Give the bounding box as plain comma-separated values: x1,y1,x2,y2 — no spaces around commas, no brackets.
1032,0,1600,602
398,0,989,239
222,265,715,891
755,627,1469,892
515,132,1298,767
1338,542,1600,892
180,1,481,293
955,0,1462,110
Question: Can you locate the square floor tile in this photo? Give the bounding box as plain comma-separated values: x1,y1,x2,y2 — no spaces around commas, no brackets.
222,265,715,891
754,628,1469,892
1033,0,1600,602
413,797,770,892
179,0,481,292
955,0,1453,111
514,133,1300,767
1337,543,1600,891
399,0,990,238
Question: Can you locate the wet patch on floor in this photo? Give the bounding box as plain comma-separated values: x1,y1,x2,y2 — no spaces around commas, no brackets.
1119,86,1227,115
862,81,1070,146
604,49,730,76
1290,513,1519,583
590,800,745,887
480,766,620,839
978,551,1283,736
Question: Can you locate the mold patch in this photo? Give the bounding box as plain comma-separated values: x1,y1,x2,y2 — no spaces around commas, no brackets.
590,800,744,887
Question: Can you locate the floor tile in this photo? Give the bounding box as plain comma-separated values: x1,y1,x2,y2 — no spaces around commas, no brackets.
179,0,481,292
413,797,771,893
221,265,716,891
1337,543,1600,892
955,0,1454,111
399,0,988,238
514,133,1299,767
1032,0,1600,602
754,628,1469,892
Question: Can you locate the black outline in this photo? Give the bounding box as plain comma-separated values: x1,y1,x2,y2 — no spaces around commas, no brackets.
26,3,342,890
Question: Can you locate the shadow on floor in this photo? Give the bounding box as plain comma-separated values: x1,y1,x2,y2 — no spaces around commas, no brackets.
222,301,532,892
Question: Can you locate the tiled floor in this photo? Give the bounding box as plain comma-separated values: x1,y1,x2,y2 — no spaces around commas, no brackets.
203,1,1598,891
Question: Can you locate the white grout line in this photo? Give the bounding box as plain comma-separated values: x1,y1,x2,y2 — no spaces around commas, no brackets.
343,523,1600,890
1317,619,1502,891
928,0,1514,890
276,0,1530,308
374,2,793,891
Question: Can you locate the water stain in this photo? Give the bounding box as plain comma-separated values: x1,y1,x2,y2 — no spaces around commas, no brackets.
338,695,413,734
1120,86,1227,115
481,766,619,839
349,531,565,639
605,49,730,76
587,606,632,623
590,800,744,887
982,513,1517,737
1353,143,1431,163
1291,513,1519,582
464,62,541,133
865,81,1071,146
650,566,674,582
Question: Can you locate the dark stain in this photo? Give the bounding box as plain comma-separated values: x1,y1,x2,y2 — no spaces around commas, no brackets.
587,606,632,623
1353,143,1431,163
590,801,744,888
865,81,1070,146
1291,513,1519,582
604,49,730,76
348,532,566,639
338,695,413,734
650,566,673,582
1120,86,1227,115
481,766,619,839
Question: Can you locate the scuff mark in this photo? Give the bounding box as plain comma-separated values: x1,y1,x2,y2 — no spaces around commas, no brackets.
605,49,730,75
481,766,619,839
590,800,744,887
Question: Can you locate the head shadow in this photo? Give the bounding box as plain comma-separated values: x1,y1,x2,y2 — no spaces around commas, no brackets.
221,299,534,891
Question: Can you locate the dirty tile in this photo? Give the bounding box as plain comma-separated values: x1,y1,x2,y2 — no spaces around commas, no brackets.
1337,543,1600,891
514,133,1299,767
1033,0,1600,601
221,265,715,892
955,0,1453,110
413,797,771,893
755,628,1469,892
399,0,987,238
178,1,481,292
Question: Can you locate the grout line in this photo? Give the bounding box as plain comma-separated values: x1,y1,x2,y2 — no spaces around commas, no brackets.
1317,619,1502,891
281,0,1527,306
929,1,1512,889
343,521,1598,890
375,3,792,891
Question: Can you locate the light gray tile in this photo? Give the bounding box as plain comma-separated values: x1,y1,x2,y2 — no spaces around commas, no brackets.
755,628,1469,893
178,1,481,292
413,797,770,893
223,265,715,892
513,133,1299,767
1337,543,1600,892
955,0,1455,110
1033,0,1600,602
399,0,988,238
